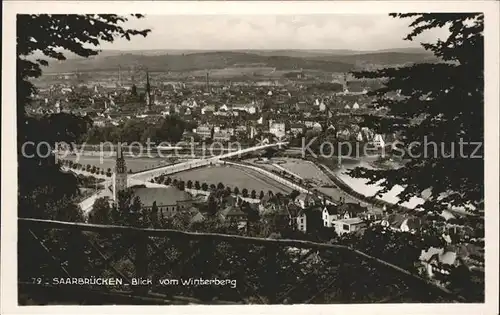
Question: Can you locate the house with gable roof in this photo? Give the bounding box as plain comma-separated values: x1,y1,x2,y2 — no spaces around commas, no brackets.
380,214,423,233
417,247,464,280
337,202,368,219
322,204,340,228
219,205,248,230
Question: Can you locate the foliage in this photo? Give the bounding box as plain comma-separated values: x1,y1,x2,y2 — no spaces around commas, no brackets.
84,115,188,144
348,13,484,212
88,197,112,225
17,14,150,219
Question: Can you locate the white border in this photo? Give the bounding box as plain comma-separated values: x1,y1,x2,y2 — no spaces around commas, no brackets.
2,1,499,314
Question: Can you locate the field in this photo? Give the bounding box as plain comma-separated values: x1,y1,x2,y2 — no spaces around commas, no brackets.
169,165,293,194
63,156,172,173
245,158,334,186
279,158,333,185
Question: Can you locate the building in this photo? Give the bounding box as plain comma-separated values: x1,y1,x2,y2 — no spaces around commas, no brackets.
304,120,314,128
332,217,366,235
220,205,248,229
289,123,305,136
269,122,286,138
93,118,107,127
201,105,216,115
145,71,152,111
131,186,194,218
322,205,340,228
233,103,257,114
195,125,213,140
417,247,460,280
380,214,423,233
319,101,326,112
337,202,368,219
312,122,323,133
373,134,385,148
296,209,307,232
296,206,323,233
54,100,61,113
356,132,364,142
112,145,128,201
213,129,231,142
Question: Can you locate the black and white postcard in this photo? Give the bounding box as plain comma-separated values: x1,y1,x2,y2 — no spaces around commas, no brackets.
2,1,499,314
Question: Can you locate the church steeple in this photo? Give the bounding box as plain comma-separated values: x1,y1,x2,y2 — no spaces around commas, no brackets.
113,143,128,201
145,70,152,110
115,143,127,174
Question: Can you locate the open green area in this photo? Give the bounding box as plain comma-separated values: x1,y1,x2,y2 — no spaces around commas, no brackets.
170,164,293,194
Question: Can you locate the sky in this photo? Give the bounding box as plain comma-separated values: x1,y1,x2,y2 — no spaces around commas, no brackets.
98,14,450,51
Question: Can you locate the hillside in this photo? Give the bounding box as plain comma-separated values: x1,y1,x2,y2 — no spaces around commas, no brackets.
40,50,438,74
42,51,353,73
310,52,439,65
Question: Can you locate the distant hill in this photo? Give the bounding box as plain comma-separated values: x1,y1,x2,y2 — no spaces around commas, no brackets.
42,51,354,73
39,49,438,73
310,52,438,65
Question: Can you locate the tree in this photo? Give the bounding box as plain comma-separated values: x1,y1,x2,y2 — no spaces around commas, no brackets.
194,180,201,190
153,116,187,143
151,201,159,227
251,189,257,199
207,194,218,217
165,177,172,185
201,183,208,191
210,184,216,191
178,181,185,191
348,14,484,212
289,190,300,201
158,174,165,183
234,187,240,195
259,190,265,199
89,197,111,225
172,178,178,186
17,15,150,219
217,182,225,190
263,147,278,159
241,188,249,198
127,196,143,226
186,180,193,189
131,84,138,97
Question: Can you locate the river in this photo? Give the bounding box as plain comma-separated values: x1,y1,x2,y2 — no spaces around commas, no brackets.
333,157,473,216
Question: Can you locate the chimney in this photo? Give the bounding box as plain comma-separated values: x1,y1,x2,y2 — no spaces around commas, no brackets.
206,71,210,93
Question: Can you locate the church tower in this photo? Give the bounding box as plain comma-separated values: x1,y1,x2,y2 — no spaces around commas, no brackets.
113,144,128,201
145,70,152,111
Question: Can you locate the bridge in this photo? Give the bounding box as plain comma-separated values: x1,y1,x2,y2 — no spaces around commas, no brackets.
130,142,288,182
75,142,288,213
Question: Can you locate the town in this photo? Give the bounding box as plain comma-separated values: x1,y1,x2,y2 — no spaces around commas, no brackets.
31,62,484,302
15,12,487,306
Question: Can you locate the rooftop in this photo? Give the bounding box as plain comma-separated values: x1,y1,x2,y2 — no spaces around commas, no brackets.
131,187,192,207
335,217,365,225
